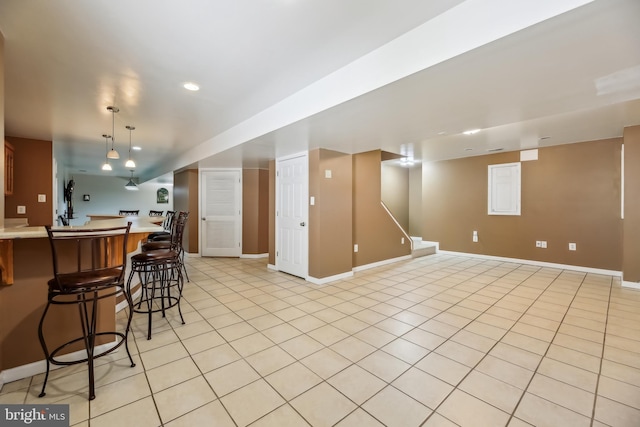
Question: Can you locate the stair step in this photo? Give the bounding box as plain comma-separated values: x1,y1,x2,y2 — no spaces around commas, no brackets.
411,240,437,258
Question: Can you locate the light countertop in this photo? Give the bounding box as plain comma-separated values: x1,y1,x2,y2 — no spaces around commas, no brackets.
0,216,163,239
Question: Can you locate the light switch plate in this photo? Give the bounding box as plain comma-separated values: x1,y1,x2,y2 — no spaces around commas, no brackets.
17,205,26,214
325,169,332,179
38,194,46,202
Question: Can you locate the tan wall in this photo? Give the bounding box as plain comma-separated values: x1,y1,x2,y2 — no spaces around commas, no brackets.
381,163,409,232
408,166,422,237
242,169,269,254
309,149,353,279
1,31,5,225
5,136,53,226
268,160,276,265
173,169,199,253
353,150,411,267
623,126,640,282
423,139,622,270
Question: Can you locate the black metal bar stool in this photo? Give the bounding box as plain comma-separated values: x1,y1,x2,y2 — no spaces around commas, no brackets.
146,210,175,241
38,223,136,401
126,212,188,340
143,211,190,282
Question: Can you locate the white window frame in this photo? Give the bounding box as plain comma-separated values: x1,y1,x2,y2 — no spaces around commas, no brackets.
488,162,521,216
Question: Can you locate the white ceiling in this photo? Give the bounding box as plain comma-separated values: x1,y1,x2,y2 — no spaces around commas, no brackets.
1,0,639,182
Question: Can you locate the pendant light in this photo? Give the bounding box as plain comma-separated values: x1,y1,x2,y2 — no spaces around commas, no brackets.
125,125,136,168
106,106,120,159
125,170,138,191
101,134,112,171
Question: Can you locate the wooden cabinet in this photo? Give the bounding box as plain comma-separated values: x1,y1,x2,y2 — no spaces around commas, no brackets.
5,141,14,196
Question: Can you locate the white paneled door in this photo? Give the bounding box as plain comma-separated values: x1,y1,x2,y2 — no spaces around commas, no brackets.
276,153,308,279
200,169,242,257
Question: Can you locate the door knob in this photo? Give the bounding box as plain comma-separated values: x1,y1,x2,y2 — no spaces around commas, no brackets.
300,222,306,226
201,217,206,221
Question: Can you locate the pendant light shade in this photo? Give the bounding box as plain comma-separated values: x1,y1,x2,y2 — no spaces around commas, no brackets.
101,134,112,171
125,125,136,168
106,106,120,159
125,170,138,191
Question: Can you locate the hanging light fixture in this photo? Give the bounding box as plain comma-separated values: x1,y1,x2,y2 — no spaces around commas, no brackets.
125,125,136,168
101,134,112,171
106,106,120,159
125,170,138,191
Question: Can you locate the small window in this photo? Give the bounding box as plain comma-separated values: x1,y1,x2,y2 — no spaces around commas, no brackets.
488,162,521,215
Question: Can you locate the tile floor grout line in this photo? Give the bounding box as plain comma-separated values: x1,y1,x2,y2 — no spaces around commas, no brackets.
9,256,639,426
589,274,613,427
416,266,565,426
321,259,548,425
164,262,241,427
212,255,514,426
506,271,598,426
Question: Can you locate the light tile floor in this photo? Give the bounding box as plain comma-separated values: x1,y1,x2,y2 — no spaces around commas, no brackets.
2,254,640,426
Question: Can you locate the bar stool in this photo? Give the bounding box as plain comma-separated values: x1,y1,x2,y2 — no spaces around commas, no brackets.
143,212,190,282
38,223,136,401
148,210,163,216
119,210,139,216
126,212,188,340
146,210,175,241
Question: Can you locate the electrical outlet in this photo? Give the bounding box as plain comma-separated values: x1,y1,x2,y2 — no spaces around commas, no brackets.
472,230,478,243
17,205,26,214
541,241,547,248
38,194,46,202
569,243,577,251
536,241,542,248
354,244,358,253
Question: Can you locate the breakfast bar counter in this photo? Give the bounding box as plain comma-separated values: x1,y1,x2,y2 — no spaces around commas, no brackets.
0,217,163,383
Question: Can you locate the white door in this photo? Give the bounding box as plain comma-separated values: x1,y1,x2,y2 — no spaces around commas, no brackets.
276,153,308,278
200,169,242,257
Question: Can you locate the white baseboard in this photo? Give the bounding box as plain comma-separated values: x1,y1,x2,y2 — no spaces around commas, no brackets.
0,341,118,388
438,250,622,277
622,280,640,290
267,263,278,271
353,255,412,272
240,253,269,259
307,271,354,285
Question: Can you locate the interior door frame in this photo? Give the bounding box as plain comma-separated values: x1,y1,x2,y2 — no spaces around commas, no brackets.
275,151,309,279
199,167,243,257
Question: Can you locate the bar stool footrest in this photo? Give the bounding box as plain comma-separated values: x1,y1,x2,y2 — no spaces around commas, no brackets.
47,331,132,367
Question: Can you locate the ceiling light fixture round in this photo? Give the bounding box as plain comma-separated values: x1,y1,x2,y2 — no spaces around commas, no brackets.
183,82,200,91
463,129,481,135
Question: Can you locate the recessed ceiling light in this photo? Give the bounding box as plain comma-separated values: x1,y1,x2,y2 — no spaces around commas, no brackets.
132,146,142,151
539,136,551,140
464,148,473,151
463,129,481,135
183,82,200,91
437,131,447,135
487,148,504,152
